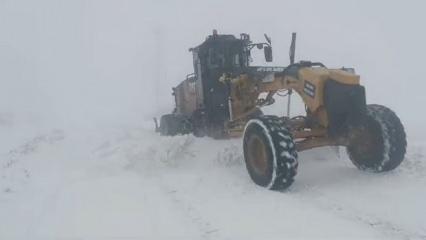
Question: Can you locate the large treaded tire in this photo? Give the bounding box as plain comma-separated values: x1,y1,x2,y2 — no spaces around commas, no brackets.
243,115,298,190
159,114,191,136
346,104,407,172
159,114,178,136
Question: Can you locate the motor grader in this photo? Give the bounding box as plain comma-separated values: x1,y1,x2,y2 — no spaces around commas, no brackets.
155,30,407,190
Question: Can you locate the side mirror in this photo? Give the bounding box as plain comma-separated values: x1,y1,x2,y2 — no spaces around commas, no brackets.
264,46,273,62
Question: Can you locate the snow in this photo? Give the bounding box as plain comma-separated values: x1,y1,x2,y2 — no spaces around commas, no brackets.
1,122,425,240
1,0,426,239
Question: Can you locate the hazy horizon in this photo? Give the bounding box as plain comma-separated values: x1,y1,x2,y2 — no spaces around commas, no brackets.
1,0,425,136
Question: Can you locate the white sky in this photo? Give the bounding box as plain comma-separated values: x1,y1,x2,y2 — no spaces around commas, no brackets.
1,0,425,136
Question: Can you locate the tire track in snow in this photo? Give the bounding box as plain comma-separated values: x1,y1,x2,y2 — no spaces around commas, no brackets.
288,184,426,240
2,129,65,169
119,133,226,240
158,182,224,240
0,129,65,195
103,128,426,239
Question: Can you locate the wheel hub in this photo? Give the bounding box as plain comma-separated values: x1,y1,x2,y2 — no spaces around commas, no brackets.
247,134,269,175
349,125,379,160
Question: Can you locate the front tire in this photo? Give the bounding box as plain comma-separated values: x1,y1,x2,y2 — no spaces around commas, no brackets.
243,116,298,190
346,104,407,172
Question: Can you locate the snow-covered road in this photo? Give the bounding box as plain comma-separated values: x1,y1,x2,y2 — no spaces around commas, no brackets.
1,124,425,240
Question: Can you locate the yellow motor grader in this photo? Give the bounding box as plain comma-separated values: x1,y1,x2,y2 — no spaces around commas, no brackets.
155,30,407,190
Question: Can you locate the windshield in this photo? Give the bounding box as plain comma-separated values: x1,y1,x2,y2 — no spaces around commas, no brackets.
207,42,248,69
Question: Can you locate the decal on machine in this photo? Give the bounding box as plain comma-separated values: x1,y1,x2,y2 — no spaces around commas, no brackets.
256,67,285,72
304,81,316,98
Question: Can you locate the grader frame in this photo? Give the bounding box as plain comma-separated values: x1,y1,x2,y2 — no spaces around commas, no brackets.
156,30,406,190
223,63,360,152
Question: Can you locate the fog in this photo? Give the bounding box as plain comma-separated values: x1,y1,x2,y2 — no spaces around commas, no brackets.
2,2,426,238
1,0,425,135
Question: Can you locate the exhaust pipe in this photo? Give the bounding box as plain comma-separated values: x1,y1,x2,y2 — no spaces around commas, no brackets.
287,32,297,117
153,117,159,132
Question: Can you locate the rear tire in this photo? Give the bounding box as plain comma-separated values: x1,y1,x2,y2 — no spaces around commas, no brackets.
243,116,298,190
159,114,177,136
191,109,208,137
159,114,191,136
346,104,406,172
